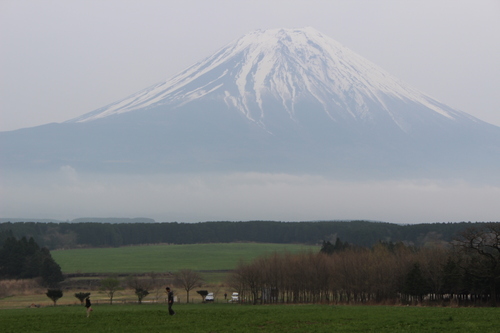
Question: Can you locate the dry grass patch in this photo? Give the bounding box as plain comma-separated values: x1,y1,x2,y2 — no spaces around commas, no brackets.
0,279,42,298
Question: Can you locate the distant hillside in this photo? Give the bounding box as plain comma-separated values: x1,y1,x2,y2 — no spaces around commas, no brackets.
1,220,491,250
0,218,65,223
70,217,155,223
0,217,155,223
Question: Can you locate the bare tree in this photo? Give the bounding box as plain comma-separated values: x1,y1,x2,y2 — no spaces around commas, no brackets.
239,260,263,304
453,223,500,306
226,239,496,306
173,269,204,303
260,253,285,304
417,246,451,301
100,276,122,305
226,266,246,302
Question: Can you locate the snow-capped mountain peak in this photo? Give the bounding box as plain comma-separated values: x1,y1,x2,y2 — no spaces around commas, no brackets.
69,27,471,132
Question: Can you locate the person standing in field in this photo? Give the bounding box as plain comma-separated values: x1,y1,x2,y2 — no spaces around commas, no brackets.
85,296,92,317
166,287,175,315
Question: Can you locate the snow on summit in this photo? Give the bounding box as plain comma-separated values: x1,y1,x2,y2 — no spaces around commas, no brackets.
69,27,468,130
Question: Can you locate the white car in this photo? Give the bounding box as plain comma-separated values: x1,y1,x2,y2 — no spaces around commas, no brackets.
205,292,214,302
231,292,239,302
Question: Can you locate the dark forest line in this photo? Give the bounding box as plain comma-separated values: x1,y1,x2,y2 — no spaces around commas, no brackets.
1,220,494,250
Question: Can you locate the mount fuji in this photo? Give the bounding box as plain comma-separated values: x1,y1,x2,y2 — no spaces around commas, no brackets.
2,27,500,180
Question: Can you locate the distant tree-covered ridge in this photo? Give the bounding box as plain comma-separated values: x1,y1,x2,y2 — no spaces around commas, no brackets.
1,220,493,250
0,217,155,223
70,217,155,224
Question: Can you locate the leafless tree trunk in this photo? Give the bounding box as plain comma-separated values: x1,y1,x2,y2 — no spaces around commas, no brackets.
173,269,204,303
453,223,500,306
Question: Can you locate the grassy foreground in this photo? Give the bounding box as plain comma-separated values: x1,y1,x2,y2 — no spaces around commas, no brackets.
1,303,499,333
51,243,318,274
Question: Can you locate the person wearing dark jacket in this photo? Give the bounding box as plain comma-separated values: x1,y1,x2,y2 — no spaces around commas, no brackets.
85,296,92,317
166,287,175,315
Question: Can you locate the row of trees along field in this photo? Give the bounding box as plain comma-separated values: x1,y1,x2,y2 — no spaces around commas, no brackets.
0,220,483,249
227,223,500,307
43,268,206,306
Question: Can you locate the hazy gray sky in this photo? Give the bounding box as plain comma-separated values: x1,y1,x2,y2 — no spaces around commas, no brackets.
1,0,499,131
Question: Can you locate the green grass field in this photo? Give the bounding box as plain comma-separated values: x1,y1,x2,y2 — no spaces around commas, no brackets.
1,303,499,333
3,243,500,332
51,243,318,274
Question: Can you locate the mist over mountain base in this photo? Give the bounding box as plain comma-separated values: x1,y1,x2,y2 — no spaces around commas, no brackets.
2,169,498,224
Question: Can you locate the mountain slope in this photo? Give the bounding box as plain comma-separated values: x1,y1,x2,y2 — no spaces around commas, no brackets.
70,27,476,131
1,27,499,179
